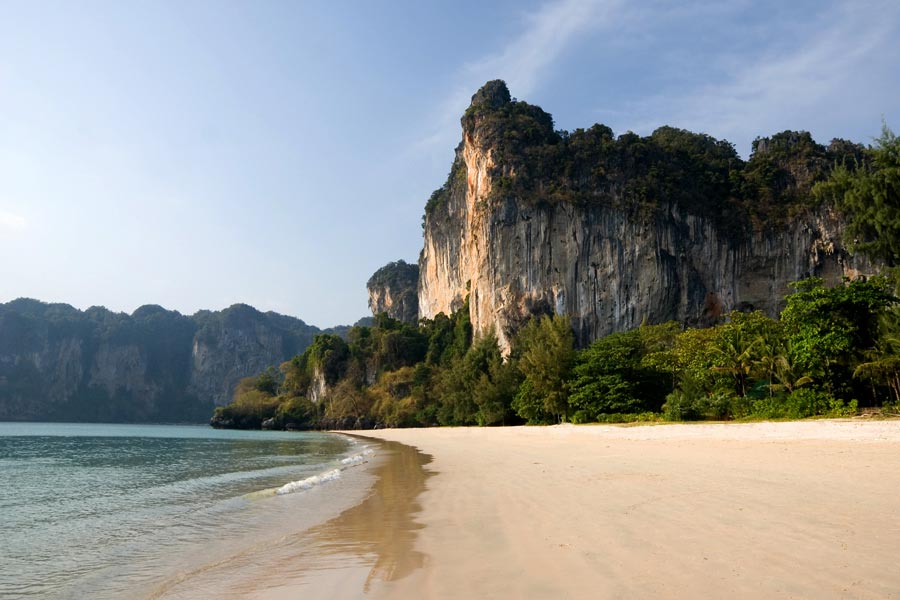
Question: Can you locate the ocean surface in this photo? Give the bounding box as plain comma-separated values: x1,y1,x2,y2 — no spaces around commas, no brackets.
0,423,375,599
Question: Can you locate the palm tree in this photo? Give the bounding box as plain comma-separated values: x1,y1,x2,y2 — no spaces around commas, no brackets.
752,331,783,398
709,331,758,397
853,334,900,405
767,339,814,396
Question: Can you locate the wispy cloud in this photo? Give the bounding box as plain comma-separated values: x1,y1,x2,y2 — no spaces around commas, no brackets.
414,0,622,154
628,0,900,154
463,0,619,98
0,208,26,232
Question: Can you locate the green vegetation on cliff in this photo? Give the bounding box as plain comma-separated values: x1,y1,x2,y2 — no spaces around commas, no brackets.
366,260,419,291
366,259,420,323
217,86,900,431
815,123,900,266
426,80,868,238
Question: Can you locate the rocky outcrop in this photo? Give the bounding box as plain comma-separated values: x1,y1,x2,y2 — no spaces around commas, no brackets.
367,260,419,323
188,304,318,407
0,299,325,422
419,81,875,352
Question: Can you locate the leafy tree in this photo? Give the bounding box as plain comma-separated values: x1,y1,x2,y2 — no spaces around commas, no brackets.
709,311,779,397
468,332,521,425
306,334,351,385
767,340,813,396
853,308,900,405
420,300,472,367
781,277,896,395
569,326,673,421
369,366,424,428
434,356,479,426
741,130,832,223
433,331,510,426
254,367,279,395
212,375,281,428
274,396,317,429
280,355,311,397
816,123,900,265
322,379,373,429
511,315,575,423
645,326,722,392
422,312,455,365
375,324,428,372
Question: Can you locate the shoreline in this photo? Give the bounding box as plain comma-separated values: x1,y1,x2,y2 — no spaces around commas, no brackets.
149,433,390,599
349,420,900,599
241,437,433,599
153,434,433,599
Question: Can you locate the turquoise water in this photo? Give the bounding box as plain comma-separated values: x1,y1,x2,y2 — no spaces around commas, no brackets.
0,423,368,599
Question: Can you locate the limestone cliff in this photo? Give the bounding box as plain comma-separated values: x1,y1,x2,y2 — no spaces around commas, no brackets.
0,299,323,421
419,81,874,352
188,304,318,406
367,260,419,323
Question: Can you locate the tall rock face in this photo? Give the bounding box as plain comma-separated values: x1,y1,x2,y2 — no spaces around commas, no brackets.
419,80,874,352
0,299,322,422
188,304,318,406
367,260,419,323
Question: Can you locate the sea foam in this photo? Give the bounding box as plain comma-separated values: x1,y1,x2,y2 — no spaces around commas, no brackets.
274,447,374,496
340,448,374,466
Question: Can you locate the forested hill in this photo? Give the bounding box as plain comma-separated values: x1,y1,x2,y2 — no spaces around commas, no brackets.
0,298,348,422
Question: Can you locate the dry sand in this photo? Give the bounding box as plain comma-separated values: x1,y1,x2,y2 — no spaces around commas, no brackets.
353,421,900,599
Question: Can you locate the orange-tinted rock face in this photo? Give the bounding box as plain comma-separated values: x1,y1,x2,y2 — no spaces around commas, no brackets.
419,82,875,354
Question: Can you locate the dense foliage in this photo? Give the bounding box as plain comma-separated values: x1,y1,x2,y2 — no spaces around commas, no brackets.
366,260,419,291
815,123,900,266
215,276,900,430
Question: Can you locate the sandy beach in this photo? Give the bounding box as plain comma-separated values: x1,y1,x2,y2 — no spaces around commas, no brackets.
350,420,900,599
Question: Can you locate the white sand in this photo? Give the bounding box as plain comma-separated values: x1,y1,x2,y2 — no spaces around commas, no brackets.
358,420,900,599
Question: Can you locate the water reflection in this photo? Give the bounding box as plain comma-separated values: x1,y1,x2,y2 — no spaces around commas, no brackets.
154,438,432,599
309,439,433,591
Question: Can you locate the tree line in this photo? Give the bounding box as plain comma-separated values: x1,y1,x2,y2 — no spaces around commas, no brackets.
211,275,900,429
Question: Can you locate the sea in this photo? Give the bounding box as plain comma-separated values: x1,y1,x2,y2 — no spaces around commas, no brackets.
0,422,377,599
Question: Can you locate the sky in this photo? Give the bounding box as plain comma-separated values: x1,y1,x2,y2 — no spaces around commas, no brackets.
1,0,898,328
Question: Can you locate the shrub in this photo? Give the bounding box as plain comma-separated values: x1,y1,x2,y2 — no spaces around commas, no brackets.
750,387,837,419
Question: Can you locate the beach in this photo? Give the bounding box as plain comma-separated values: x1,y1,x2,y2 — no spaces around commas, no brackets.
347,420,900,599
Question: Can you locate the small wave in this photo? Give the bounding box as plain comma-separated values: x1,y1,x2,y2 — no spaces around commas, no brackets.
272,448,375,496
275,469,342,495
341,448,374,466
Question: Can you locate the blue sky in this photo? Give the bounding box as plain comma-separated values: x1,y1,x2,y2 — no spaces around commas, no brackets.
1,0,897,327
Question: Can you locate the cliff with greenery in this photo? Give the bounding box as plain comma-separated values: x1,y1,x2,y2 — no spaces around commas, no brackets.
0,299,334,422
367,260,419,323
419,80,875,352
217,93,900,430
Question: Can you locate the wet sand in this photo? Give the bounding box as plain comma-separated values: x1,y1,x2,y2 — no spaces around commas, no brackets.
152,439,432,599
354,421,900,599
248,439,432,598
